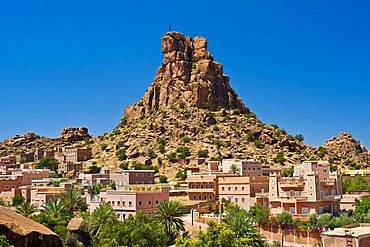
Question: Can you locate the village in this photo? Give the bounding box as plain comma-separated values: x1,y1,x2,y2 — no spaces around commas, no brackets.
1,145,370,246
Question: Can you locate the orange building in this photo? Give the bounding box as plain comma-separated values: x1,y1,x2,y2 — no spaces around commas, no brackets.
257,161,342,218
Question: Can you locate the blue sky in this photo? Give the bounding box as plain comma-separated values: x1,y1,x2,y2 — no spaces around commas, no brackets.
1,1,369,148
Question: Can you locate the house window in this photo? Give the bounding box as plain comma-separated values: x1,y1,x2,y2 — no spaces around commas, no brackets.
141,173,144,177
242,187,244,191
253,167,255,170
323,169,327,173
200,185,204,189
248,168,251,170
289,207,295,214
117,201,120,205
235,198,238,203
228,187,231,191
209,195,212,200
149,201,152,205
112,201,115,205
193,195,197,200
141,181,144,184
242,198,245,203
310,186,313,190
198,195,202,200
204,195,207,200
302,207,309,214
139,201,142,206
148,173,151,177
210,184,213,189
156,200,159,204
123,201,125,205
235,187,237,191
129,201,132,207
243,167,246,170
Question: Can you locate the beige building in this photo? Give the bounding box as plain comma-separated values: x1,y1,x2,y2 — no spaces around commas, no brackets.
323,223,370,247
218,176,251,209
90,184,169,220
257,161,342,218
216,159,263,177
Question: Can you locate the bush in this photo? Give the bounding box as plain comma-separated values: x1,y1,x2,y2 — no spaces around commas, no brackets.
232,108,240,115
157,138,166,146
205,111,214,118
119,162,129,170
202,102,210,109
197,149,209,158
213,125,220,131
116,142,125,150
100,143,108,151
167,152,177,163
157,157,163,165
246,131,256,142
294,134,304,142
12,195,25,206
36,156,58,171
159,175,168,183
317,146,327,157
273,153,286,164
179,102,186,109
88,165,101,174
182,136,190,143
148,150,158,159
158,144,166,153
254,140,264,148
116,149,127,161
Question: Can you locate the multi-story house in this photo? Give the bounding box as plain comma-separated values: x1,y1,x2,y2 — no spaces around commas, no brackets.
90,184,169,220
110,170,155,186
218,176,251,209
186,173,240,201
257,161,342,218
29,183,72,208
213,159,263,177
0,169,50,192
65,146,92,163
58,162,83,175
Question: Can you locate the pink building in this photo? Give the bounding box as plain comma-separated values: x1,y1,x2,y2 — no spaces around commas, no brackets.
257,161,342,218
323,224,370,247
65,146,92,163
218,176,251,209
219,159,263,177
90,184,169,220
0,169,50,192
29,183,72,208
110,170,155,186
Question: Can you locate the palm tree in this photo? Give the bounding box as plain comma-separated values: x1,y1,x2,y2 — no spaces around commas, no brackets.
87,202,117,236
223,206,265,247
229,164,240,174
87,183,102,201
61,188,86,216
155,200,184,243
16,202,37,217
43,198,69,220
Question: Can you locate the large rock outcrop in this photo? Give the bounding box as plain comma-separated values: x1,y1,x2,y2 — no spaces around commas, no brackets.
0,206,63,247
124,32,249,120
59,126,90,142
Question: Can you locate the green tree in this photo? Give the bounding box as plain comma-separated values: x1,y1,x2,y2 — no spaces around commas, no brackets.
276,211,293,247
88,183,103,201
88,202,117,236
36,156,58,171
155,200,184,244
197,149,209,158
43,199,69,220
317,213,331,230
92,212,168,247
273,153,286,164
61,188,87,216
223,206,265,247
159,175,168,183
294,134,304,142
282,166,294,177
0,235,14,247
229,164,240,174
16,202,37,217
176,221,252,247
175,168,188,181
248,204,270,226
116,149,127,161
88,165,101,174
12,195,25,206
354,195,370,216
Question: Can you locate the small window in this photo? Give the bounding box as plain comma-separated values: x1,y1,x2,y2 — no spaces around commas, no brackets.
117,201,120,205
139,201,142,206
129,201,132,207
228,187,231,191
242,187,244,191
193,195,197,200
209,195,212,199
204,195,207,200
156,200,159,204
148,173,152,177
141,173,144,177
242,198,245,203
149,201,152,205
235,187,238,191
235,198,238,203
198,195,202,200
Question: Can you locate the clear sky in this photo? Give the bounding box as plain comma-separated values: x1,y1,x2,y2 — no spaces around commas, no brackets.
1,1,369,148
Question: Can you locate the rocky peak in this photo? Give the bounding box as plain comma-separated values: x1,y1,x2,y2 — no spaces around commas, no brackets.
324,132,367,154
59,126,90,142
124,32,249,120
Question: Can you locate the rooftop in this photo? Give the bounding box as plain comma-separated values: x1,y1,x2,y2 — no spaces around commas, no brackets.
323,224,370,237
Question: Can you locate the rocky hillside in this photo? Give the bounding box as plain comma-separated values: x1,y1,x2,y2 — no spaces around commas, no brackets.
89,32,370,177
0,127,90,156
1,32,369,177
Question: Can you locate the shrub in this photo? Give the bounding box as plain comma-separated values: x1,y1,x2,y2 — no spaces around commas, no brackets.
116,149,127,161
317,146,327,157
224,114,230,121
138,101,144,106
140,114,145,120
232,108,240,115
294,134,304,142
246,131,256,142
254,140,264,148
100,143,108,151
205,111,214,118
119,162,129,170
167,152,177,163
202,102,210,109
88,165,101,174
158,144,166,153
213,125,220,131
157,157,163,165
148,150,158,159
119,117,128,127
173,120,179,127
271,124,279,129
12,195,25,206
157,138,166,146
198,149,209,158
182,136,190,143
159,175,168,183
179,102,186,109
116,142,125,150
273,153,286,164
210,156,222,161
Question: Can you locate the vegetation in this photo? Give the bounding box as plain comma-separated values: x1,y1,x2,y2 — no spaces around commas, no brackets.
354,196,370,216
148,150,158,159
248,204,270,226
155,201,184,244
36,156,58,171
100,143,108,151
12,195,25,206
61,188,87,217
273,153,286,164
342,175,370,192
16,202,37,217
294,134,304,142
92,212,169,247
0,235,14,247
181,136,190,143
254,140,264,148
116,148,127,161
159,175,168,183
281,166,294,177
175,168,188,181
88,202,117,236
88,165,101,174
197,149,209,158
229,164,240,174
317,146,327,158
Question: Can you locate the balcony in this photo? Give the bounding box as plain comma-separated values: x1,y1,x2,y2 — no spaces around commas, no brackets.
320,195,342,200
320,178,336,187
280,191,308,201
186,188,214,193
280,178,305,188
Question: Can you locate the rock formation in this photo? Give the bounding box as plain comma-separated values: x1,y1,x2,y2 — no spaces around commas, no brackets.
124,32,249,120
0,206,62,247
59,126,90,142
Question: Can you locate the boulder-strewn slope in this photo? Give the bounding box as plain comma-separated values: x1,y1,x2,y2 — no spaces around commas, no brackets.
0,127,90,157
0,206,63,247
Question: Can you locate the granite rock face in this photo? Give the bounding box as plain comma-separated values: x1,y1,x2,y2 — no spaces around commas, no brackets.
59,126,90,142
0,206,63,247
124,32,249,120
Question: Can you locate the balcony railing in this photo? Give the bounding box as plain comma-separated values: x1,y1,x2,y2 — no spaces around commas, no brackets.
280,178,305,188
